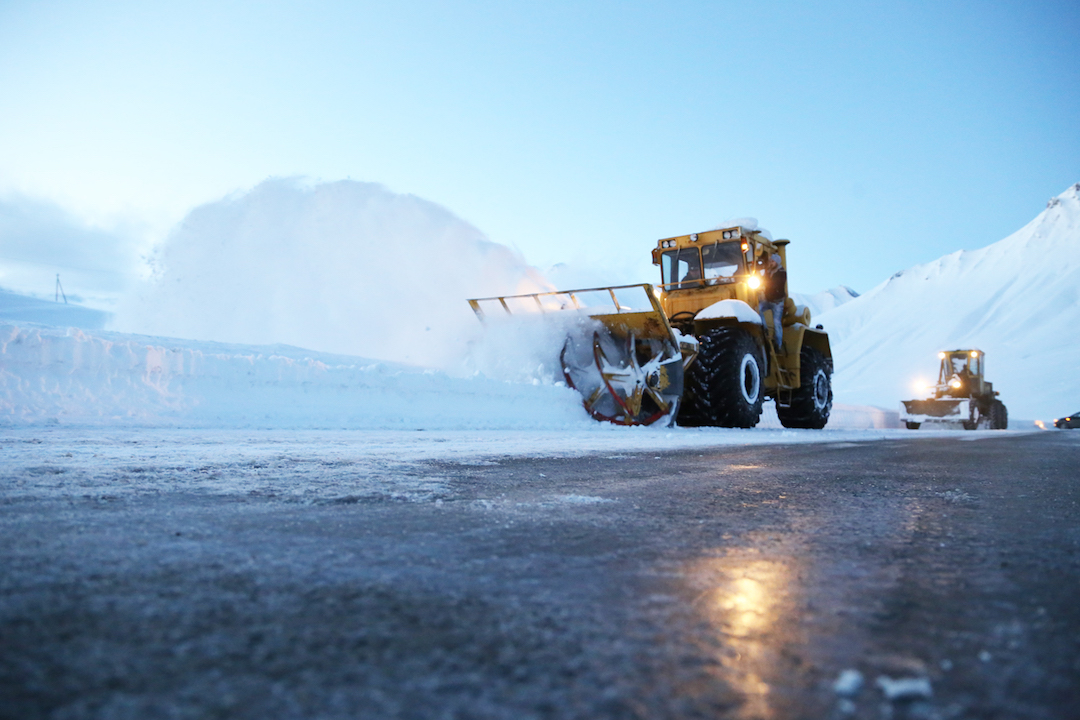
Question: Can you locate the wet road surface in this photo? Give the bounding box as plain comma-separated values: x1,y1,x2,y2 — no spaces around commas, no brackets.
1,430,1078,719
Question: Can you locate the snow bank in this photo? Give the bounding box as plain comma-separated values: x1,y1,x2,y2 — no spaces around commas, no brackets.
111,179,550,369
0,318,907,431
758,403,900,429
0,322,590,429
818,183,1080,422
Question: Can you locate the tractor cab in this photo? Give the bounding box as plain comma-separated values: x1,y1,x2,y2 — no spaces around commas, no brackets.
651,226,788,328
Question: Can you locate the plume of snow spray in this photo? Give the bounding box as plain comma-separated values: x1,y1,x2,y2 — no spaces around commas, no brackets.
113,179,552,369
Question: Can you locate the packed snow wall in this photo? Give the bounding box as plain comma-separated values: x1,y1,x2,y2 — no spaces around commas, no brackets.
0,322,589,429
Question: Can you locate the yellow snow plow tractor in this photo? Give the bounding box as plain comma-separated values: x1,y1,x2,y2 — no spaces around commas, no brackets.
900,349,1008,430
467,225,833,428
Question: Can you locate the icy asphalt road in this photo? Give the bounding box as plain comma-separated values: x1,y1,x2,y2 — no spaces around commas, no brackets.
1,428,1078,719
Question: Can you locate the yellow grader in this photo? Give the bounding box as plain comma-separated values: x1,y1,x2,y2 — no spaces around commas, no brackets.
468,225,833,428
900,349,1008,430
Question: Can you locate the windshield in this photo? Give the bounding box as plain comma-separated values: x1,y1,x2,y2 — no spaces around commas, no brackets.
701,241,744,282
661,248,703,289
940,352,982,382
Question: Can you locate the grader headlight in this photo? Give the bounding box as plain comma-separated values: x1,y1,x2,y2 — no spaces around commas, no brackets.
949,378,963,389
746,275,762,290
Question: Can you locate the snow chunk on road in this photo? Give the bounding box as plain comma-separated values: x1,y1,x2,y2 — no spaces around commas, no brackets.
875,675,933,701
833,669,864,697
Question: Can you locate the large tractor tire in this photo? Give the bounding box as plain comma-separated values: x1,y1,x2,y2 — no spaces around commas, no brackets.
681,326,764,428
777,346,833,429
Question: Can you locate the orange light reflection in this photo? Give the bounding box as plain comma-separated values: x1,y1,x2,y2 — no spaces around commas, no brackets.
683,551,796,720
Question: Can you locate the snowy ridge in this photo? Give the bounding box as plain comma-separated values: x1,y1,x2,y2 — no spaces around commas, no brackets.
818,183,1080,421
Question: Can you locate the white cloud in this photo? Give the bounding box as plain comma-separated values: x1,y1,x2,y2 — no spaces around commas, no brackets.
0,195,142,304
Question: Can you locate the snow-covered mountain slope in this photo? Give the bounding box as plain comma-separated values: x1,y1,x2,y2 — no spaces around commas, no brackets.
817,183,1080,422
0,288,111,329
791,286,859,319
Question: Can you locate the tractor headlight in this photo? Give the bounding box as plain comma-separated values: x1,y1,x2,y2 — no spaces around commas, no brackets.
747,275,762,289
949,378,962,389
970,350,979,357
938,352,946,359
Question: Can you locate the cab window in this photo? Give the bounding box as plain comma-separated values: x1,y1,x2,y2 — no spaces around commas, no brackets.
661,248,703,289
701,241,744,283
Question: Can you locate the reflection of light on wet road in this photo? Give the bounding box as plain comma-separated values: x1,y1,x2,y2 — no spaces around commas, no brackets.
721,572,772,637
684,550,797,720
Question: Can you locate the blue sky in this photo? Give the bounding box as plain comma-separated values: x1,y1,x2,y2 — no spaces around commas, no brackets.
1,0,1077,297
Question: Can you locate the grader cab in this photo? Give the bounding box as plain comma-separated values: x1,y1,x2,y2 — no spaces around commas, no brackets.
901,349,1008,430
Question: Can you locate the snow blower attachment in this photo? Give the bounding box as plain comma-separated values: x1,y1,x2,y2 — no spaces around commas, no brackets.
468,224,833,429
468,284,697,425
900,349,1008,430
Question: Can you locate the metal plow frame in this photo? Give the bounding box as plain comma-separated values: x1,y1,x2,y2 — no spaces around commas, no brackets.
468,284,689,427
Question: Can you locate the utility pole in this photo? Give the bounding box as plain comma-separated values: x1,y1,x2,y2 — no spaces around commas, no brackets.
55,274,67,304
